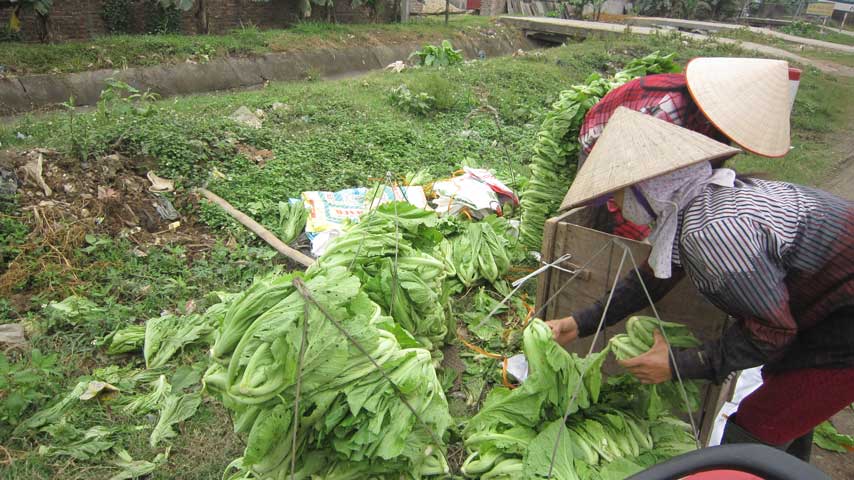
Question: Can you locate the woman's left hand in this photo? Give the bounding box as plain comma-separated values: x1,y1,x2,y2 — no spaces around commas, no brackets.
618,329,673,384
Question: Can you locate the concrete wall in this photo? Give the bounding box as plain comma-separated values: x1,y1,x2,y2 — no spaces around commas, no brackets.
0,28,534,115
0,0,392,42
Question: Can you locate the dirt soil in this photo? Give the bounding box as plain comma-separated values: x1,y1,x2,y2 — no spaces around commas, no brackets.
0,148,217,303
810,128,854,479
815,408,854,480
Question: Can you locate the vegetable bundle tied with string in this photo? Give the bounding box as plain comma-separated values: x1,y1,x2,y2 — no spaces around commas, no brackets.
609,316,703,419
311,202,450,349
461,319,697,479
203,266,452,479
519,52,681,249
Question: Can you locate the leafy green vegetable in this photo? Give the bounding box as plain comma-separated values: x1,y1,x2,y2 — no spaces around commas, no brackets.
277,201,308,244
44,295,105,327
409,40,463,67
149,393,202,447
105,325,146,355
204,265,452,478
610,316,703,418
122,375,171,416
144,296,235,368
38,422,115,460
519,52,680,248
814,420,854,453
313,202,449,348
13,380,88,435
450,216,520,287
109,448,169,480
463,319,697,479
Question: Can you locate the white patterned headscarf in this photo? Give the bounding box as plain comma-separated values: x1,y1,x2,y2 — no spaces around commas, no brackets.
622,161,736,279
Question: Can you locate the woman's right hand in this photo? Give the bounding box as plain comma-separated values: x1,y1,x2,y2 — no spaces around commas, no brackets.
546,316,579,346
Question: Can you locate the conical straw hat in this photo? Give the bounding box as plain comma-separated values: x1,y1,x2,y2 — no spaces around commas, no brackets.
560,107,741,210
686,57,790,158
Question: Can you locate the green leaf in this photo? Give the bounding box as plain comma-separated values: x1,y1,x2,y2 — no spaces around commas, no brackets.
524,420,581,480
814,420,854,453
109,448,169,480
38,425,115,460
149,393,202,447
14,380,88,435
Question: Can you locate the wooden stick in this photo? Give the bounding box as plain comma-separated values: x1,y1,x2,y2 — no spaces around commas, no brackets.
197,188,315,268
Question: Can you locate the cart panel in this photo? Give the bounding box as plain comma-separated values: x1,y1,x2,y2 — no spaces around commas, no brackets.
536,206,731,444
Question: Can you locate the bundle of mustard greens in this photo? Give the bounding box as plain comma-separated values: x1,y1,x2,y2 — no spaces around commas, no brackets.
460,319,697,480
203,266,452,479
518,52,680,249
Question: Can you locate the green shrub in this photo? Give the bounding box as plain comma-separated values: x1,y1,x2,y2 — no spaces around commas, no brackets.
409,40,464,67
693,1,712,20
102,0,134,34
408,73,456,111
145,0,182,34
389,85,436,115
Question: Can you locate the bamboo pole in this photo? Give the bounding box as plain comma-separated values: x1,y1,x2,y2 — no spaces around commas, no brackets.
197,188,315,268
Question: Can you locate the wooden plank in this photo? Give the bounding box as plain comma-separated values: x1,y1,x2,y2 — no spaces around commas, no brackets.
536,216,560,313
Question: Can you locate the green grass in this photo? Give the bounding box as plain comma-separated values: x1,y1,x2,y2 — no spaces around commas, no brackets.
1,33,853,479
799,49,854,68
722,26,854,68
0,16,493,75
779,21,854,47
719,26,854,50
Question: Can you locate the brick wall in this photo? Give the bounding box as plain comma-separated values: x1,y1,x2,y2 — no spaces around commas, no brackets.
0,0,392,42
480,0,506,16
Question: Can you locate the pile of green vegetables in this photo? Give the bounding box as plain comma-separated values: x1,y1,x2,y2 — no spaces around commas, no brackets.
198,203,528,478
518,52,681,249
9,50,726,479
203,266,452,479
451,216,521,287
460,319,697,480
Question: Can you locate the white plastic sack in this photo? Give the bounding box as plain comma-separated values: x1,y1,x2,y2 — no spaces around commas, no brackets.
707,366,764,446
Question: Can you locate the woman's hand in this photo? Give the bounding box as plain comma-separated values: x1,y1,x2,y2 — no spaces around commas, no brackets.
546,317,579,346
618,329,673,384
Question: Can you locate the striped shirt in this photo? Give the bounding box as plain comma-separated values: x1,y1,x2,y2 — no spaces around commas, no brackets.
574,179,854,383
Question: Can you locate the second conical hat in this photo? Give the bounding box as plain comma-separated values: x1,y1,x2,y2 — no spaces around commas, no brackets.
686,57,791,158
559,107,741,210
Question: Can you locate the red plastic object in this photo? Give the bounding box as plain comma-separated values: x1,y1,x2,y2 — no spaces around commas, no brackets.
466,0,481,9
684,470,764,480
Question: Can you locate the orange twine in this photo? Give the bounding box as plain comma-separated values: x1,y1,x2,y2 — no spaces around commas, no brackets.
458,334,518,390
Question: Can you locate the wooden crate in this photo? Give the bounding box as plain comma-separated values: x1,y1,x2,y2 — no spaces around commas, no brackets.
535,206,732,445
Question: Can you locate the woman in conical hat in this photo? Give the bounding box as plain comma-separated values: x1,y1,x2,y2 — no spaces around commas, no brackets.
548,108,854,462
577,57,798,241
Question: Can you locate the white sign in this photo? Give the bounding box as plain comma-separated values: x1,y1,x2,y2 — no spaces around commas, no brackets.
835,2,854,12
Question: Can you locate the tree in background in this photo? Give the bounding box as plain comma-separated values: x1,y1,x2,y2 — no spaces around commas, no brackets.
633,0,739,19
5,0,53,42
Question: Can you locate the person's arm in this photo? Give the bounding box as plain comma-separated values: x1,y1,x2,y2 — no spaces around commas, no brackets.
573,262,684,337
670,220,797,384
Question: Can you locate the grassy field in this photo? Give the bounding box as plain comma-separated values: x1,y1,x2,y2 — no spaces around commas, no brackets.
1,31,853,479
0,16,494,75
777,21,854,47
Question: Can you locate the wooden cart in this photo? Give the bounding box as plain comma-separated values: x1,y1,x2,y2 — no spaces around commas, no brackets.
535,206,735,445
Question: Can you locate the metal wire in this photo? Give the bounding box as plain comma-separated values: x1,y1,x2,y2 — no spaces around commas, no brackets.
292,277,444,450
621,243,702,448
346,181,386,273
289,296,311,480
473,253,572,332
463,103,521,250
547,247,628,479
387,172,401,319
